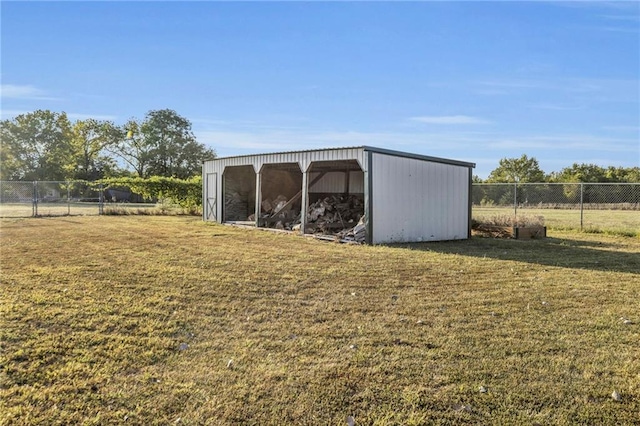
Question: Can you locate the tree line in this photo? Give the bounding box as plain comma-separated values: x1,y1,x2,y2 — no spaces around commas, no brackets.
0,109,215,181
473,155,640,207
2,111,638,184
476,154,639,184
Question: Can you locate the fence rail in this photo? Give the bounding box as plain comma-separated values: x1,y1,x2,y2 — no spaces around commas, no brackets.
2,181,639,234
0,180,155,218
472,182,639,233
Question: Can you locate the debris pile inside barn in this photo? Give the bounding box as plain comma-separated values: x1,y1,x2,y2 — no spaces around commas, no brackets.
225,191,250,221
248,193,366,243
301,194,364,235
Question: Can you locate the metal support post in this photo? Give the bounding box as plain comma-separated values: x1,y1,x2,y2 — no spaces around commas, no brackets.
513,182,518,221
580,183,584,230
98,184,104,215
254,171,262,227
300,170,309,235
32,181,37,217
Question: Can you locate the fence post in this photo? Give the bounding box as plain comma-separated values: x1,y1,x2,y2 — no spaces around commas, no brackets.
98,183,104,215
513,182,518,220
32,181,38,217
580,183,584,230
67,181,71,216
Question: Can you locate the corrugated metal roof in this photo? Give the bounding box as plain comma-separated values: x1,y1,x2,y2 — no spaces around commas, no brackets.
204,146,475,169
362,146,475,169
207,146,364,161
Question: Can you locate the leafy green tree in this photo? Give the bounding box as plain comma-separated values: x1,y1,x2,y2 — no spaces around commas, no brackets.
547,163,640,183
546,165,640,202
105,119,151,178
0,134,20,180
142,109,215,178
108,110,215,179
68,119,121,180
549,163,607,183
487,154,546,183
604,166,640,183
0,110,72,180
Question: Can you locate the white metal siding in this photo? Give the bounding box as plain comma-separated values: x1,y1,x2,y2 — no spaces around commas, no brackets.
203,147,366,175
371,153,469,243
309,171,364,193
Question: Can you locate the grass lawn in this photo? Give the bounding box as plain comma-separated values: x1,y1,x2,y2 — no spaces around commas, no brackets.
473,206,640,237
0,202,160,218
1,216,639,425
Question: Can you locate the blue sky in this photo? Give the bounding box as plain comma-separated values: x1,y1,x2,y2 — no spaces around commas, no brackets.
1,1,638,178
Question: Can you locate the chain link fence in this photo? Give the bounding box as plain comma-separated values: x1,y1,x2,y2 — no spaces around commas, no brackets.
0,181,156,218
3,181,639,234
473,183,640,233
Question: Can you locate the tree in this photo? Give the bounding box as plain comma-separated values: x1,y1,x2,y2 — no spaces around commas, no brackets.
549,163,607,183
0,110,72,181
487,154,546,183
68,119,121,180
604,166,640,183
108,109,215,178
104,119,148,178
142,109,215,178
546,164,639,203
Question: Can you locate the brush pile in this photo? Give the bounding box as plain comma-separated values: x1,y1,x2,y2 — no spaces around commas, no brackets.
304,195,363,234
255,193,366,242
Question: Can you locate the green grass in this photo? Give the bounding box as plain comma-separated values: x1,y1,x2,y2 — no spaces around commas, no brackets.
0,202,176,218
473,206,640,237
1,216,639,425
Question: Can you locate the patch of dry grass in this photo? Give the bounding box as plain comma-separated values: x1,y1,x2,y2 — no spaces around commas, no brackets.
1,216,639,425
474,213,545,228
473,206,639,237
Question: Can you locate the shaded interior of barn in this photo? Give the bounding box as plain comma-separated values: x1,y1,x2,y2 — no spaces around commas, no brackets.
222,160,365,239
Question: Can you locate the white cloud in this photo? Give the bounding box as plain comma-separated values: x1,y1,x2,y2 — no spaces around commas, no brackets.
195,129,474,156
0,109,30,119
193,126,638,179
488,135,637,152
0,84,60,101
408,115,491,125
528,103,585,111
585,26,639,34
195,127,636,158
600,14,640,22
66,112,118,121
602,125,640,132
475,77,639,100
476,79,547,91
0,109,116,122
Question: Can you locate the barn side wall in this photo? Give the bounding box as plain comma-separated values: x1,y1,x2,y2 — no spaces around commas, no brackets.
202,148,367,226
370,152,470,243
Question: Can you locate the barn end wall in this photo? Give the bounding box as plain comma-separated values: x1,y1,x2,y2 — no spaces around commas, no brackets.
370,152,471,243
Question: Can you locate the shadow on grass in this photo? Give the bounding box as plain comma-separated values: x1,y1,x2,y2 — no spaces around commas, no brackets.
392,236,640,274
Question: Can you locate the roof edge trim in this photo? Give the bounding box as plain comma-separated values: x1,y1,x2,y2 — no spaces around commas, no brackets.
362,146,475,168
204,145,475,169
